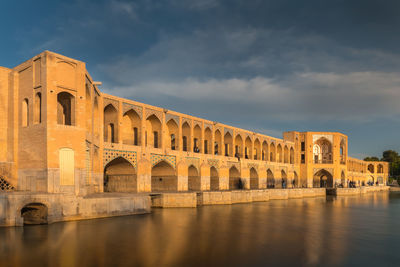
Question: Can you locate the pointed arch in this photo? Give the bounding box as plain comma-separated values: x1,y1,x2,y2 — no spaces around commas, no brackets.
122,109,142,146
250,167,259,189
229,166,241,190
57,92,75,126
204,127,212,154
214,129,222,155
293,171,299,188
313,169,333,188
21,98,29,127
290,147,295,164
284,145,289,163
34,93,42,124
146,114,162,148
104,157,137,192
188,165,200,191
104,104,118,143
234,134,243,158
193,125,202,153
245,136,252,159
267,169,275,188
182,122,191,152
269,143,276,162
277,144,283,163
210,166,219,190
254,138,261,160
151,160,177,192
167,119,179,150
281,170,287,189
262,141,269,161
224,132,233,157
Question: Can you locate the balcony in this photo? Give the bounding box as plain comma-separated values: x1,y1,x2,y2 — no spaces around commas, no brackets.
314,159,333,164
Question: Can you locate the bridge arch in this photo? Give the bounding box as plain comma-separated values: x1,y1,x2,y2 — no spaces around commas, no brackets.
250,167,259,189
210,166,219,191
188,165,200,191
21,203,48,225
229,166,241,190
151,160,177,192
267,169,274,188
313,169,333,188
104,157,137,192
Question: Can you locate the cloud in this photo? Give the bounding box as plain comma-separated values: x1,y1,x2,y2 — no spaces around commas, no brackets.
104,71,400,123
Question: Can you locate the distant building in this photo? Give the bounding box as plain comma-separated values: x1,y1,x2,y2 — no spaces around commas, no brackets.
0,51,389,196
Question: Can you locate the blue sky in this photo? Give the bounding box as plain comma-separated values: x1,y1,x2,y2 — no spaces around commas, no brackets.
1,0,400,158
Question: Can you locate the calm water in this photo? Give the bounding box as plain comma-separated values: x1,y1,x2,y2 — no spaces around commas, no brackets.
1,192,400,267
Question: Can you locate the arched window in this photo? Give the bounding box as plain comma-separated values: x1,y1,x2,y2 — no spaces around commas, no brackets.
57,92,75,126
183,136,188,151
34,93,41,124
21,98,29,127
170,134,176,150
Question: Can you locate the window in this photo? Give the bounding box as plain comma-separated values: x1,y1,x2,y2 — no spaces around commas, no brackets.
133,127,138,146
171,134,176,150
22,98,29,127
301,142,305,151
214,142,218,155
57,92,75,126
34,93,41,124
301,154,305,163
194,138,198,152
225,144,229,156
183,136,187,151
262,151,265,160
153,131,158,148
108,124,115,143
204,140,208,154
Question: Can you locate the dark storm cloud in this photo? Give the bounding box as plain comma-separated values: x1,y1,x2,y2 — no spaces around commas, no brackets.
1,0,400,156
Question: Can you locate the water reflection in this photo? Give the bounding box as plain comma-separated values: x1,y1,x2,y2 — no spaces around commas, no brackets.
1,192,400,267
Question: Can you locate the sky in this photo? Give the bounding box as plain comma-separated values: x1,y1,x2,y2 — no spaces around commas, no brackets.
1,0,400,159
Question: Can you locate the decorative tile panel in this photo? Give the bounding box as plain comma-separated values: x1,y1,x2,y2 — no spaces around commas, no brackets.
165,113,179,125
0,177,14,191
227,161,240,170
123,103,143,119
247,163,259,171
186,157,200,170
151,154,176,168
208,159,220,169
182,117,192,127
104,149,137,169
103,98,119,110
145,108,163,122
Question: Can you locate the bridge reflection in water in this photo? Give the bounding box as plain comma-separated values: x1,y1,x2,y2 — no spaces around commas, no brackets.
0,192,398,267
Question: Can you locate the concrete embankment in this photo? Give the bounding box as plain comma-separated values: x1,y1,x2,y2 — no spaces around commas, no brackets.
0,192,151,227
150,188,326,208
327,186,390,196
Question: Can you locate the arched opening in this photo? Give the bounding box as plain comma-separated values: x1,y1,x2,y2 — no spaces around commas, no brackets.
93,97,100,137
250,167,258,189
21,203,48,225
151,161,177,192
229,166,242,190
281,170,287,189
313,138,333,163
377,177,384,185
340,139,346,163
57,92,75,126
85,84,91,132
277,144,283,163
166,119,179,150
234,134,243,158
377,164,384,173
313,169,333,188
254,138,261,160
224,132,233,157
210,166,219,190
262,141,269,161
290,147,295,164
104,104,118,143
182,122,191,152
244,137,252,159
284,146,289,163
146,115,162,148
341,171,346,186
188,165,200,191
193,125,202,153
214,129,222,155
368,164,375,173
267,169,275,188
270,143,276,162
122,109,141,146
293,171,299,188
21,98,29,127
204,127,212,154
104,157,137,192
34,93,41,124
367,175,374,186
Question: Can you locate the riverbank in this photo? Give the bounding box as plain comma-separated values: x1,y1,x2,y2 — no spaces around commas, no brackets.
0,186,390,226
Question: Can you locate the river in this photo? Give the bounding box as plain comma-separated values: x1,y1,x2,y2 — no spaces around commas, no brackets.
1,191,400,267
